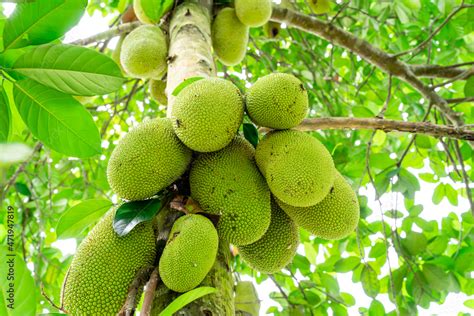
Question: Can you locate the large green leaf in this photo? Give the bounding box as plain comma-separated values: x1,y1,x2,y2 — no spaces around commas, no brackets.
159,287,217,316
3,0,87,51
139,0,174,24
56,199,113,239
0,87,10,141
113,199,163,237
12,44,125,96
360,264,380,298
13,79,101,158
0,251,37,316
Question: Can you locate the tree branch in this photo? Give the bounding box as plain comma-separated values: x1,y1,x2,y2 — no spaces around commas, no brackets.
118,266,154,316
141,268,160,316
411,63,474,79
292,117,474,141
69,21,141,46
270,8,464,126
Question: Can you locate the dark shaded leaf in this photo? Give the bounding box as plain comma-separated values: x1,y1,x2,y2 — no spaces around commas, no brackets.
113,199,162,236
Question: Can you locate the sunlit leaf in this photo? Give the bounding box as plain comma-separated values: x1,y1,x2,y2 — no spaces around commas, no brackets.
159,287,216,316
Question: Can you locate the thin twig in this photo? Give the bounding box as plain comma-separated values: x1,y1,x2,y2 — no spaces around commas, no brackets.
141,268,160,316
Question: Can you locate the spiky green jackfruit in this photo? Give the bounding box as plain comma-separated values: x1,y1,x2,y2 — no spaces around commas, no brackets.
171,78,244,152
238,198,299,273
212,8,249,66
235,0,272,27
246,73,308,129
149,79,168,105
190,137,271,245
107,118,192,201
61,209,156,315
120,25,167,79
256,130,335,207
159,214,219,293
235,281,260,316
278,172,360,240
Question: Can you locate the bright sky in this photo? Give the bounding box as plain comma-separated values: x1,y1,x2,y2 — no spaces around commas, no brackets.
2,3,472,315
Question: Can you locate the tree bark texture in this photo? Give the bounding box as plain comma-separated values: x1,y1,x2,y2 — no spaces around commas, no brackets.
150,1,235,315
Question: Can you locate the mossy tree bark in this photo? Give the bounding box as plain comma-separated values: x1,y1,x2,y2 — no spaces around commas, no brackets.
150,1,235,315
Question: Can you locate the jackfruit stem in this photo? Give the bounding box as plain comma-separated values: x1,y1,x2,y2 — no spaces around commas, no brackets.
118,265,154,316
165,0,215,116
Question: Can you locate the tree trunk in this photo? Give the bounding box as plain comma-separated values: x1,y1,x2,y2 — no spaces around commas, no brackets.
150,1,235,315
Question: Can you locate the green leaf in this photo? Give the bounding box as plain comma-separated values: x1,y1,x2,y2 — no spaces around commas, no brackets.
172,77,204,96
465,76,474,97
139,0,174,24
0,87,11,141
0,143,33,166
444,184,458,206
13,79,101,158
422,264,447,292
432,183,445,205
402,232,427,256
334,256,360,273
159,287,217,316
243,123,259,148
14,182,31,196
360,264,380,298
113,199,162,237
56,199,113,239
369,300,385,316
0,251,37,316
3,0,87,50
12,44,125,96
464,299,474,309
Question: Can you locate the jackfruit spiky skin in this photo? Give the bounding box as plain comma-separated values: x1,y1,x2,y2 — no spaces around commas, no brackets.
159,214,219,293
149,79,168,105
256,130,335,207
120,25,167,79
61,209,156,315
212,8,249,66
171,78,244,152
278,172,360,240
107,118,192,201
246,73,308,129
238,198,299,273
190,137,271,245
235,0,272,27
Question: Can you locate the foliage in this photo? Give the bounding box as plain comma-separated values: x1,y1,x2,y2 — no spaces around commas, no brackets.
0,0,473,315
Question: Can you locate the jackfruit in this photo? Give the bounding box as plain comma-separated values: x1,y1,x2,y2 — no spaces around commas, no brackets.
171,78,244,152
212,8,249,66
120,25,167,79
264,21,281,38
245,73,308,129
308,0,331,14
235,0,272,27
190,137,271,245
235,281,260,316
256,130,335,207
133,0,173,24
107,118,192,201
238,198,299,273
149,79,168,105
61,209,156,315
277,172,360,240
159,214,218,293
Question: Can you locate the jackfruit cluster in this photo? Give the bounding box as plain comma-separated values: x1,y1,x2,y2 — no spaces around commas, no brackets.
238,198,299,273
120,25,168,79
171,78,245,152
107,118,192,201
61,208,156,315
278,172,360,240
190,137,271,246
159,214,219,292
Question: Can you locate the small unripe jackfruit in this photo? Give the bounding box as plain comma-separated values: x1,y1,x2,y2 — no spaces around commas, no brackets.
171,78,244,152
107,118,192,201
62,209,156,315
238,198,299,273
212,8,249,66
278,172,360,240
149,79,168,105
235,0,272,27
190,137,271,245
159,214,219,293
246,73,308,129
120,25,167,79
256,130,335,207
